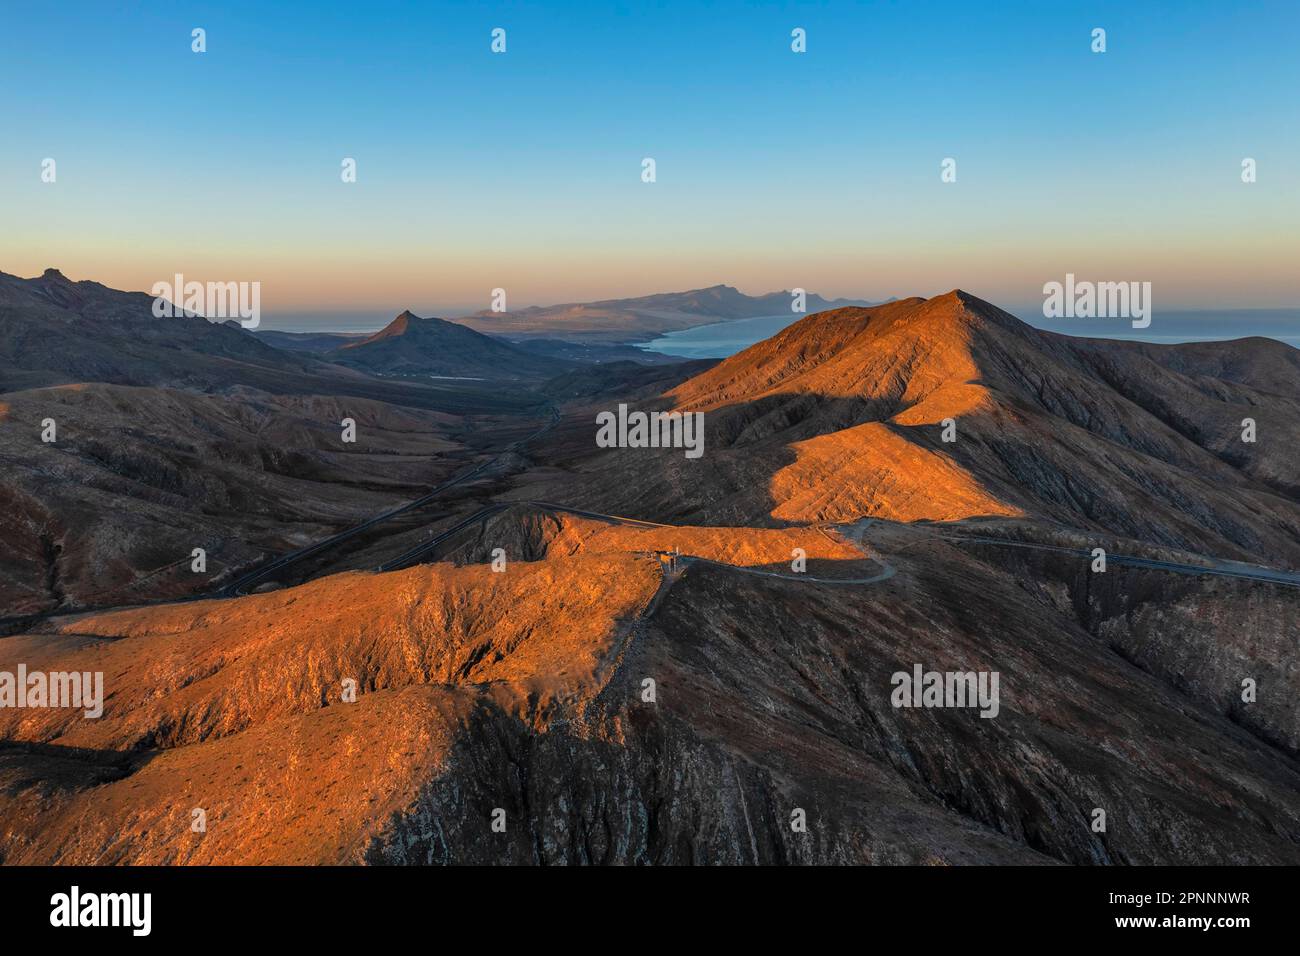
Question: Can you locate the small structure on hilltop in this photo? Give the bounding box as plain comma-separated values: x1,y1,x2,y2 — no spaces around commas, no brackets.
657,547,682,574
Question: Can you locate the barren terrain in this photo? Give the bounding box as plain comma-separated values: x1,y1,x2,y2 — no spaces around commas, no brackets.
2,282,1297,865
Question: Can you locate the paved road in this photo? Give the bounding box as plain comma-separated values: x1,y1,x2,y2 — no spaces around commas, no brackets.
383,503,1300,591
934,533,1300,589
222,405,559,596
377,504,512,573
222,411,1299,597
378,500,674,572
382,499,896,585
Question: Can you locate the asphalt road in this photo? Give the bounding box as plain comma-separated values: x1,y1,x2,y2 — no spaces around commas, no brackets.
381,500,896,584
221,407,1299,597
221,405,559,596
934,533,1300,589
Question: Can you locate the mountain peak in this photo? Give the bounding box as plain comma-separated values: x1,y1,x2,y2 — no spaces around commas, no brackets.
668,291,1038,418
40,268,69,282
924,288,1031,333
933,288,984,309
330,308,572,379
355,310,425,345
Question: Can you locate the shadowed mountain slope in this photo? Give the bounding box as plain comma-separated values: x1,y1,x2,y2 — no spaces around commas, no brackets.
520,292,1300,565
1,507,1296,864
0,269,309,392
0,270,545,414
330,311,574,380
0,382,470,619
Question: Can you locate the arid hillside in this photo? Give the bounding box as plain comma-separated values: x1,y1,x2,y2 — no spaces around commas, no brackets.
1,506,1296,864
0,382,473,619
0,268,299,393
2,284,1297,867
517,292,1300,566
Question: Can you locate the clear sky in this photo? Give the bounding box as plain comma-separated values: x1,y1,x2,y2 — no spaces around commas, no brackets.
2,0,1297,322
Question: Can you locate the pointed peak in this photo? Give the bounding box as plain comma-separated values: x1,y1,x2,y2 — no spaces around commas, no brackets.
344,310,453,349
41,268,69,282
912,289,1030,336
909,288,976,316
382,310,425,335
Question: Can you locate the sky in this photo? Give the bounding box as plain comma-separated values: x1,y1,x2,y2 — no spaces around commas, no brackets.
2,0,1297,326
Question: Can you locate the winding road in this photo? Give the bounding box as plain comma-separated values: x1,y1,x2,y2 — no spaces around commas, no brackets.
220,404,559,596
933,532,1300,590
380,500,897,585
217,397,1300,598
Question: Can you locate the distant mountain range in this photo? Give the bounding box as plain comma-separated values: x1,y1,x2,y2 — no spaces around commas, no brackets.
456,283,887,343
0,269,566,409
0,268,302,393
0,270,885,384
327,310,574,380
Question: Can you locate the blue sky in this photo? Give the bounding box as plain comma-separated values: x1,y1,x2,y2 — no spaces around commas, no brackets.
2,0,1297,323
